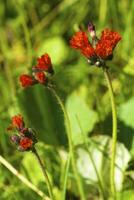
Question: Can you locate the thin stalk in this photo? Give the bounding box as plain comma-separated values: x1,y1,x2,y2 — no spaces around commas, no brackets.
48,87,86,200
32,147,54,200
61,152,71,200
103,67,117,198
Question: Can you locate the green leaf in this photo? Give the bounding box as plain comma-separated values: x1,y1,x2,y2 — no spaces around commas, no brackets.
77,136,131,192
17,86,67,146
115,190,134,200
66,90,98,145
123,57,134,75
119,97,134,129
21,152,44,186
118,97,134,155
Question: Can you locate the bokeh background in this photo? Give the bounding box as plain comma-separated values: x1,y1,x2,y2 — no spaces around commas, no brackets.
0,0,134,199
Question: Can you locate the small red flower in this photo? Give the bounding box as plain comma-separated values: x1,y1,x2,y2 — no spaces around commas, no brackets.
70,31,95,57
19,53,54,89
12,114,24,130
100,29,121,48
81,45,95,58
9,114,38,152
34,72,47,84
70,25,121,66
70,31,89,49
95,40,113,59
34,53,53,73
95,29,121,59
19,137,33,150
20,74,35,88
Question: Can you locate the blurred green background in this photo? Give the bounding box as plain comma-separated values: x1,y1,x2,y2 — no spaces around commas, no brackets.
0,0,134,199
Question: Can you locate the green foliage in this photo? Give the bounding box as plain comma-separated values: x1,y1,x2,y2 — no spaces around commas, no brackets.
77,136,131,193
119,97,134,129
66,90,98,145
18,86,67,146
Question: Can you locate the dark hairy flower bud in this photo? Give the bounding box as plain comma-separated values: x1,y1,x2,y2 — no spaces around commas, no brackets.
10,134,20,144
8,115,38,152
88,22,96,39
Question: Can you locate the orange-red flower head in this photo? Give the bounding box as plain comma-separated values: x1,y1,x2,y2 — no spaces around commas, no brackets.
12,114,25,130
70,31,95,58
81,45,95,58
34,72,47,84
70,31,89,49
19,137,33,150
19,53,53,88
9,114,37,151
19,74,35,88
70,24,121,67
95,29,121,59
35,53,53,72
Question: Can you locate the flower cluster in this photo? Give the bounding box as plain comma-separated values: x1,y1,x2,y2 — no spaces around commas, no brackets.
8,114,37,151
20,53,54,88
70,23,121,67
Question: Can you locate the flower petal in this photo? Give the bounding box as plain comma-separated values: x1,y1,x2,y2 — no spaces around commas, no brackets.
95,29,121,59
19,74,35,88
70,31,89,49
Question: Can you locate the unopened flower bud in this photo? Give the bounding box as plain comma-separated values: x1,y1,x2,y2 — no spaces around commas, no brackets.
88,22,96,38
10,134,20,144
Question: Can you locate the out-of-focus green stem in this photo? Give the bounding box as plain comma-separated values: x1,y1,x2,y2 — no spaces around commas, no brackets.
48,87,86,200
61,152,71,200
103,67,117,198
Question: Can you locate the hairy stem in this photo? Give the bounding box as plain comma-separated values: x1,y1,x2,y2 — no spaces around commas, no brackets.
61,152,71,200
48,87,86,200
103,67,117,198
32,147,54,200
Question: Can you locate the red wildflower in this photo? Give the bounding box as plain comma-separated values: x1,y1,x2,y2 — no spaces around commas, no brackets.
81,45,95,58
20,74,35,88
100,29,121,48
70,31,89,49
35,53,53,72
34,72,47,84
95,29,121,59
70,31,95,57
12,114,24,130
70,27,121,63
19,137,33,150
95,40,113,59
9,114,38,151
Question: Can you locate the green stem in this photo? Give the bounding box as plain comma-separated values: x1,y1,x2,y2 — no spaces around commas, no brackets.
103,67,117,198
32,147,54,200
61,152,71,200
48,87,86,200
